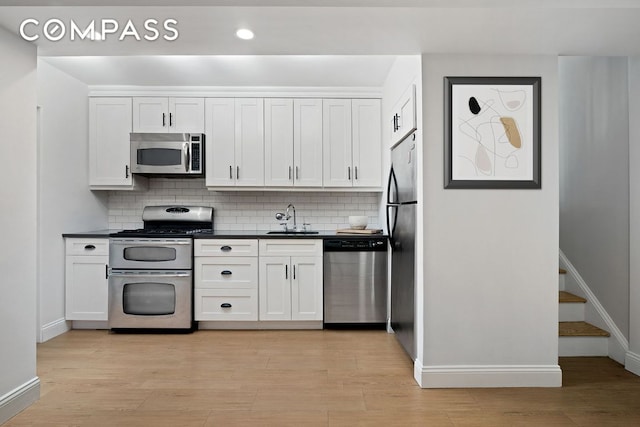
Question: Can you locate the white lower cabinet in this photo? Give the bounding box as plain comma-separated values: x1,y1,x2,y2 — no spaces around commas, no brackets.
194,240,258,321
258,240,323,321
65,238,109,321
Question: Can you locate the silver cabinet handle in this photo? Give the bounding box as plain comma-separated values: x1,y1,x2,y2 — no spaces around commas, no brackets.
184,143,190,172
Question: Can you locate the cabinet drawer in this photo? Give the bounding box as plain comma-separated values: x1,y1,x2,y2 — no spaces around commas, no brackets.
259,239,322,257
195,239,258,257
65,238,109,256
194,257,258,289
195,289,258,321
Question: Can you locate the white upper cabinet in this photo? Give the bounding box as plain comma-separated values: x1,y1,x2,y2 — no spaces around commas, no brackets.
390,84,417,146
133,97,204,133
322,99,353,187
323,98,381,188
89,97,145,189
264,98,323,187
264,98,294,186
352,99,382,188
294,99,323,187
205,98,264,187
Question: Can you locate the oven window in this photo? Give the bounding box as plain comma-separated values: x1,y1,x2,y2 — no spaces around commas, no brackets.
137,148,182,166
123,282,176,315
123,247,177,262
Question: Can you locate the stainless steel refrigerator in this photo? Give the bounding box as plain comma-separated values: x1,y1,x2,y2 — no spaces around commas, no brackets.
386,132,417,360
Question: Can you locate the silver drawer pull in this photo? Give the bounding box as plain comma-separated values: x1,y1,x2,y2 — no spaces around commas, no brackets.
221,270,232,276
221,303,232,308
220,246,232,252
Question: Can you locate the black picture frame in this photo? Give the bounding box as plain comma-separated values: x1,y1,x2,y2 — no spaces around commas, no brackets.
444,76,541,189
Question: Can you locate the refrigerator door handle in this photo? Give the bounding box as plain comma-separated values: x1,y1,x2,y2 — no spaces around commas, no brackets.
387,166,399,205
386,204,399,245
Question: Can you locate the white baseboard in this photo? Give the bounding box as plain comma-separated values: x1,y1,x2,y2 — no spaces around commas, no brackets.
415,364,562,388
197,321,323,330
0,377,40,425
39,318,70,343
559,250,629,364
626,351,640,376
71,320,108,329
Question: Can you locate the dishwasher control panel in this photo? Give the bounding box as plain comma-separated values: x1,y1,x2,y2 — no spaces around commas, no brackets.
324,239,387,251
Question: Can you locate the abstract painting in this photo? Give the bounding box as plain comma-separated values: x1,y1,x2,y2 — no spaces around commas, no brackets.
444,77,541,189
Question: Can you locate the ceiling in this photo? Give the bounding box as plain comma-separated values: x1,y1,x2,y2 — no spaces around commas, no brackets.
2,1,640,86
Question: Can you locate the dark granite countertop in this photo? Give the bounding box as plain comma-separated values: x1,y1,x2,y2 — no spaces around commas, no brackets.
63,229,387,239
193,230,388,239
62,229,120,238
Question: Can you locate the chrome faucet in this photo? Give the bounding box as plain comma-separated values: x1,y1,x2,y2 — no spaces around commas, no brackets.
286,203,297,231
275,203,297,231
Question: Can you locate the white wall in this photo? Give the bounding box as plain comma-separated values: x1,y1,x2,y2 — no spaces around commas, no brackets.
0,27,39,423
37,60,109,342
628,57,640,375
559,57,630,341
418,55,560,387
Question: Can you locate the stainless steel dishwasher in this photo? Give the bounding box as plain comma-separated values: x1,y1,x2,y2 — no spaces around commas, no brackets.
323,238,388,327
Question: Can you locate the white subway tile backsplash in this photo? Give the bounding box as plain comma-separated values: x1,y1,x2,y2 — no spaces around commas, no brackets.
107,179,383,231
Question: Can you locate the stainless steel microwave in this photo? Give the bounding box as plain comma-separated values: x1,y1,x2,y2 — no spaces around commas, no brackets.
130,133,204,176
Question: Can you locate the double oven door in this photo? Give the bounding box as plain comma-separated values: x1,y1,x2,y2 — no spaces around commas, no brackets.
109,238,194,330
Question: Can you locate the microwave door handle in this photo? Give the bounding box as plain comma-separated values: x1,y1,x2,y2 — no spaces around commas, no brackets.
184,143,190,172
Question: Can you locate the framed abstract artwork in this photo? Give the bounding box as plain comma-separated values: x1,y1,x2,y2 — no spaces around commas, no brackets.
444,76,541,189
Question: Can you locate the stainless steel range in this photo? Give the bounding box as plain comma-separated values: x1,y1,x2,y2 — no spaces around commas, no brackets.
108,206,213,331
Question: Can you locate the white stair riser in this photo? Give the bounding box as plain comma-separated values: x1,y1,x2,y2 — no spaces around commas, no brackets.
559,303,585,322
559,336,608,357
559,274,565,291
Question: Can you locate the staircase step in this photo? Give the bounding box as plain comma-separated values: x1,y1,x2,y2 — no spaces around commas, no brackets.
559,321,610,337
559,291,586,303
559,268,567,275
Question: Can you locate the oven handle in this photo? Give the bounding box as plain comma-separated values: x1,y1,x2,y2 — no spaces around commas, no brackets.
108,271,191,278
110,240,192,245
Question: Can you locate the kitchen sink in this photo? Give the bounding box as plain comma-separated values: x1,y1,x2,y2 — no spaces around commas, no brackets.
266,231,319,235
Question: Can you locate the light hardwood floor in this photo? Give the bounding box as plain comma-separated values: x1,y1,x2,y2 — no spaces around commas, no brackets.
5,329,640,426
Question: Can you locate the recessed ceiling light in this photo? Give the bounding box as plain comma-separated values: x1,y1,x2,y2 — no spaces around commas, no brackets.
236,29,254,40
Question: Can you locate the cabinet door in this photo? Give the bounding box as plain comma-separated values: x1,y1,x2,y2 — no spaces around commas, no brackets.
264,98,294,187
352,99,382,188
291,256,323,321
169,97,205,133
392,84,417,145
294,99,323,187
132,97,169,133
259,256,291,320
65,255,108,321
323,99,353,187
89,98,133,187
235,98,265,187
205,98,236,187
